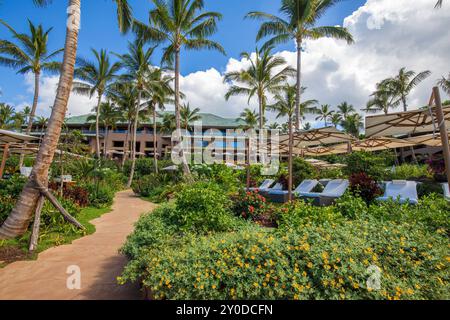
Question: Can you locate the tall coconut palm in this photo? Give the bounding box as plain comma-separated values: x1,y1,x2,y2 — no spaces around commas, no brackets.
180,103,201,131
72,49,121,158
35,115,48,145
0,0,132,240
266,83,297,201
224,46,295,130
296,96,318,125
87,101,120,157
0,19,63,133
268,122,281,130
330,113,342,128
437,73,450,95
22,106,32,126
237,108,259,189
341,113,363,138
336,102,355,120
364,80,401,115
143,68,174,173
115,40,155,188
314,104,334,127
133,0,225,175
385,68,431,112
0,103,15,129
247,0,354,130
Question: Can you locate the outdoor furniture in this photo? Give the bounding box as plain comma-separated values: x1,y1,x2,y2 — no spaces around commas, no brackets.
267,179,319,203
376,180,419,205
299,179,349,206
54,175,73,183
258,183,283,197
20,167,32,178
247,179,275,192
442,183,450,201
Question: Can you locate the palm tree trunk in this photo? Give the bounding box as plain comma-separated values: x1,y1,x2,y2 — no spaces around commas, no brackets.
95,93,102,159
175,47,191,176
127,90,141,188
295,39,302,131
19,71,41,168
288,115,293,202
103,125,108,158
0,0,81,239
153,107,158,174
258,93,264,131
402,95,408,112
121,121,131,167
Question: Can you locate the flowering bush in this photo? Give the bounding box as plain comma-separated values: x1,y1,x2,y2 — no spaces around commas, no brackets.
349,172,383,203
49,182,89,207
121,220,449,300
232,190,268,219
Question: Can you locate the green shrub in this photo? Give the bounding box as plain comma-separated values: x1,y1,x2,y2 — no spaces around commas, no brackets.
122,221,449,300
318,168,345,179
0,175,27,224
84,182,115,208
389,164,432,180
343,151,389,180
132,173,172,198
172,182,237,233
292,158,317,186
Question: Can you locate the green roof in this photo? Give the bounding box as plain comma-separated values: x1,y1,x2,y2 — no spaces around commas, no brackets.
66,111,245,128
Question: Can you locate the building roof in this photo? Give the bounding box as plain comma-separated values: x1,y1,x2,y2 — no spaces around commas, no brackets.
66,112,245,128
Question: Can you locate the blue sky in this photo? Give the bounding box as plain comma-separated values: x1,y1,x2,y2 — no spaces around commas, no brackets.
0,0,365,110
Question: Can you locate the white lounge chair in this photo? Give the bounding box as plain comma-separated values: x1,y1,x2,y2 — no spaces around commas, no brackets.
267,180,319,203
247,179,274,192
442,183,450,201
20,167,32,178
299,179,349,206
376,180,419,205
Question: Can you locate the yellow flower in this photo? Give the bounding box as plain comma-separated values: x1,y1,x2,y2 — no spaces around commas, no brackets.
307,262,313,268
253,282,259,288
212,285,216,289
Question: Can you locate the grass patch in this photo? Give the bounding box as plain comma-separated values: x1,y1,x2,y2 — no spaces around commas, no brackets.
0,206,111,267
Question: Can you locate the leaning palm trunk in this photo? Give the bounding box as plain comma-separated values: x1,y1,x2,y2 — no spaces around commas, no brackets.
19,71,41,168
127,90,141,188
153,108,158,174
0,0,80,239
295,39,302,131
174,49,191,176
95,94,102,158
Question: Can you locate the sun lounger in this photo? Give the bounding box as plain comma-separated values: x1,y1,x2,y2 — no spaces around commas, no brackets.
247,179,275,192
20,167,32,178
376,180,419,205
299,179,349,206
442,183,450,201
267,180,319,203
258,183,283,197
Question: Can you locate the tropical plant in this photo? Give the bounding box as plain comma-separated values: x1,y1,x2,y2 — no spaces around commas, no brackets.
341,113,363,137
143,68,174,173
266,83,298,200
115,40,155,187
87,101,120,157
0,19,63,133
73,49,121,158
0,103,15,129
384,68,431,112
364,80,401,115
314,104,334,127
237,108,259,130
133,0,225,175
0,0,133,239
268,122,281,130
336,102,355,120
302,122,311,131
224,46,295,130
437,73,450,95
160,112,176,134
247,0,354,129
180,103,201,131
330,113,342,128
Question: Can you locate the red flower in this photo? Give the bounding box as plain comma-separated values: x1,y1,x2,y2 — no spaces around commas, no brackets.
249,206,255,213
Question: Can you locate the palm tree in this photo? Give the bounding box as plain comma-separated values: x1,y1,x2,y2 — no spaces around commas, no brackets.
336,102,355,120
437,73,450,95
330,113,342,128
161,112,176,134
364,80,401,115
341,113,363,137
143,68,174,173
0,103,15,129
0,0,132,240
296,96,318,125
314,104,334,127
133,0,225,175
237,108,259,189
247,0,354,130
115,40,155,188
268,122,281,130
302,122,311,131
107,82,138,167
22,106,32,126
0,19,63,133
266,84,297,201
385,68,431,112
35,115,48,144
224,46,295,130
180,103,201,131
72,49,121,158
87,101,120,157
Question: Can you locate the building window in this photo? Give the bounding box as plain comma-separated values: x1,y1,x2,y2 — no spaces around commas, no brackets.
113,141,124,148
146,141,155,148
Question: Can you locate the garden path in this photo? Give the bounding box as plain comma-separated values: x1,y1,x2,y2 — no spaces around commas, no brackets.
0,190,155,300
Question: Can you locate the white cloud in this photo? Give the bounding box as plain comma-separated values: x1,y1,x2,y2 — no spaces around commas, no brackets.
21,0,450,127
